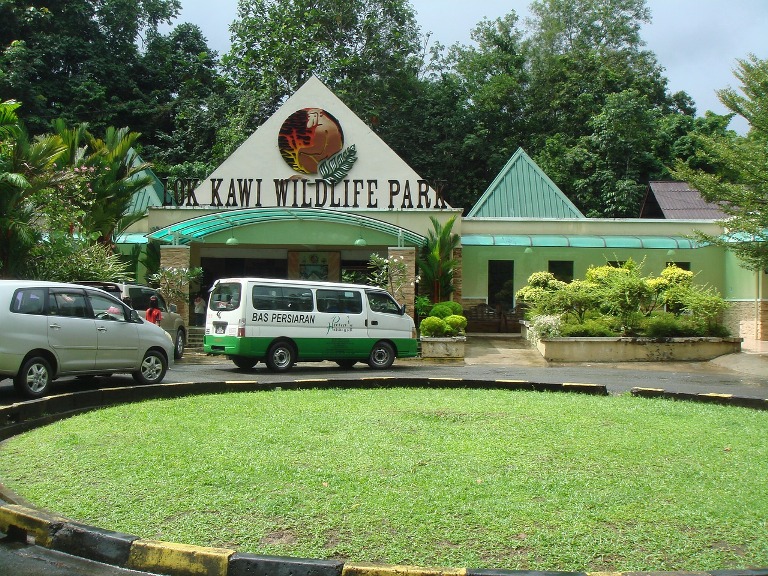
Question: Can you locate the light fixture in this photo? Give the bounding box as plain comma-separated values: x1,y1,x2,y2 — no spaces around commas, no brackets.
354,235,367,247
524,246,533,254
666,249,676,257
226,235,239,246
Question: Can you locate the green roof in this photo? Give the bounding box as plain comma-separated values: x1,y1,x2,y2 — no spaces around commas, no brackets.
467,148,584,219
461,235,700,249
146,208,427,246
127,149,165,214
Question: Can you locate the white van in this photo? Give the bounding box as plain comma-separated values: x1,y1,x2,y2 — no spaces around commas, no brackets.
204,278,418,371
0,280,175,398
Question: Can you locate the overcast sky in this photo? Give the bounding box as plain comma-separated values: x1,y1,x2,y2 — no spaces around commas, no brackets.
172,0,768,134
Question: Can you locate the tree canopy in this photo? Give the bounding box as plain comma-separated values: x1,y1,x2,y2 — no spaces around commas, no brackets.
673,55,768,272
0,0,755,221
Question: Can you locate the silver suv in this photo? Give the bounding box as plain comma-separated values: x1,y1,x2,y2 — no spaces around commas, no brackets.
76,282,187,359
0,280,174,398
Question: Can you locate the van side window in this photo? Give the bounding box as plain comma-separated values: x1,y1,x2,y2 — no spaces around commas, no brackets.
252,285,313,312
11,288,46,315
367,292,402,315
49,290,90,318
317,289,362,314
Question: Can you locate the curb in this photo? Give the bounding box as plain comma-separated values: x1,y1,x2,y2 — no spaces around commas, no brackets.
1,380,767,576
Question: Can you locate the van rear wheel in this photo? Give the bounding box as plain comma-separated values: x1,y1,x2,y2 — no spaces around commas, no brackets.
231,355,258,369
368,341,395,369
265,341,295,372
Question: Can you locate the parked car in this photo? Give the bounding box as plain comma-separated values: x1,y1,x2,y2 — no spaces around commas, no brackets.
75,281,186,359
0,280,174,398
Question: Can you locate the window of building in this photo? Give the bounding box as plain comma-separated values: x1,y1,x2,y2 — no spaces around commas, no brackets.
548,261,574,283
666,261,690,270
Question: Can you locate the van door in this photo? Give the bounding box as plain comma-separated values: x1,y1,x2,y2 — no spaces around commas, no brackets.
315,287,368,358
365,291,409,339
47,288,97,372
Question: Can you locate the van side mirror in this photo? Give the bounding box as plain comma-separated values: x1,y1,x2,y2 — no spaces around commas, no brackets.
401,304,407,316
169,304,177,313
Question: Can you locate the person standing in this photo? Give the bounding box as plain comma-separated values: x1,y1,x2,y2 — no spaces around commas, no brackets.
146,295,162,325
194,294,206,326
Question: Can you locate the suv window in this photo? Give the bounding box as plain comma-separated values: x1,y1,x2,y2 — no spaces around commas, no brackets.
49,289,90,318
129,287,169,312
88,292,127,322
11,288,46,315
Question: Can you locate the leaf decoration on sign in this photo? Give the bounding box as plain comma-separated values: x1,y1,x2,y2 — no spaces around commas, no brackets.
318,145,357,185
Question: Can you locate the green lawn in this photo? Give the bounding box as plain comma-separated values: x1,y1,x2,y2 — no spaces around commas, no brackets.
1,388,766,572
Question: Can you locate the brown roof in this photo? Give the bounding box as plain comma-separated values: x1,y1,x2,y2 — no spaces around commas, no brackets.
640,181,728,219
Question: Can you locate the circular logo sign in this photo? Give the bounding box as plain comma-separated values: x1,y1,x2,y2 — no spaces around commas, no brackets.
278,108,344,175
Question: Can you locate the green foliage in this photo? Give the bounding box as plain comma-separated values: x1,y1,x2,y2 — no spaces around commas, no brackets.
672,55,768,272
521,262,729,338
444,314,467,336
147,266,204,305
419,316,447,337
414,295,433,318
366,253,413,303
24,237,132,283
428,303,454,319
418,216,460,302
560,318,615,337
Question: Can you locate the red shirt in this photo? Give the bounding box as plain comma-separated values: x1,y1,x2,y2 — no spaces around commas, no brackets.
146,307,162,325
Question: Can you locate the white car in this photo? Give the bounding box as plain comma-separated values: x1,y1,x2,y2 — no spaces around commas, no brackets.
0,280,175,398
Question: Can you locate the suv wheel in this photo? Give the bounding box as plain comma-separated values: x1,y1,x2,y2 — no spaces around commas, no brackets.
132,350,168,385
174,328,185,359
14,356,53,398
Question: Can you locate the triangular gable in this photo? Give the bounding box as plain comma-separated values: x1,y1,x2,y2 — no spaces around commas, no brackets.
192,75,449,211
127,149,165,214
467,148,584,218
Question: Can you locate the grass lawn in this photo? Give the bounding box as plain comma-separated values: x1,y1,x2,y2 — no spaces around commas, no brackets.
0,388,766,572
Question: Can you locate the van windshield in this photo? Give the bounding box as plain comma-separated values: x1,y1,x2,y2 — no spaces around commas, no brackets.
210,283,242,311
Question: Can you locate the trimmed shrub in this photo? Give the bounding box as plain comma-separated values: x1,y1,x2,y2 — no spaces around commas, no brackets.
419,316,447,337
444,314,467,336
560,319,616,337
429,303,454,318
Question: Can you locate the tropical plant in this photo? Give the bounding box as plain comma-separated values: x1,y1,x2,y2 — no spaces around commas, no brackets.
51,121,152,246
0,101,68,277
147,266,204,306
418,215,460,302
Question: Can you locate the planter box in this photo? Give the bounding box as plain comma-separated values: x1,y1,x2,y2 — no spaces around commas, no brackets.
420,336,466,359
534,336,742,362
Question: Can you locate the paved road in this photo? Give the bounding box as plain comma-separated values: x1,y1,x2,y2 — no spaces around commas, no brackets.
1,338,767,575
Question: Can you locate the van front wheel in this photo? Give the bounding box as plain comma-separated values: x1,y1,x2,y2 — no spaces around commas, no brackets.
265,341,295,372
368,341,395,369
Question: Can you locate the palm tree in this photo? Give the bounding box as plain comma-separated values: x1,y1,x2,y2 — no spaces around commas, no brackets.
52,121,152,246
0,101,67,277
418,215,460,302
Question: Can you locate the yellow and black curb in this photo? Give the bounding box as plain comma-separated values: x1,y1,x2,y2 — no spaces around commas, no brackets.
2,498,768,576
1,378,767,576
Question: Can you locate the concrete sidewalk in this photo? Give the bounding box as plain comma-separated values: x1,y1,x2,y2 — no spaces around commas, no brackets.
463,333,768,378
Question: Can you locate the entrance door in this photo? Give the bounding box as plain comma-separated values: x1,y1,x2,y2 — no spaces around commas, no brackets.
488,260,514,309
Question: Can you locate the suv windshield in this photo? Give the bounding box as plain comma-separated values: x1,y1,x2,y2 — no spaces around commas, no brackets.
210,283,241,311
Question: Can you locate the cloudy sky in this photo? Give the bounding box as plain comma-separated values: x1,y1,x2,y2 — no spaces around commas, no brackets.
172,0,768,133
